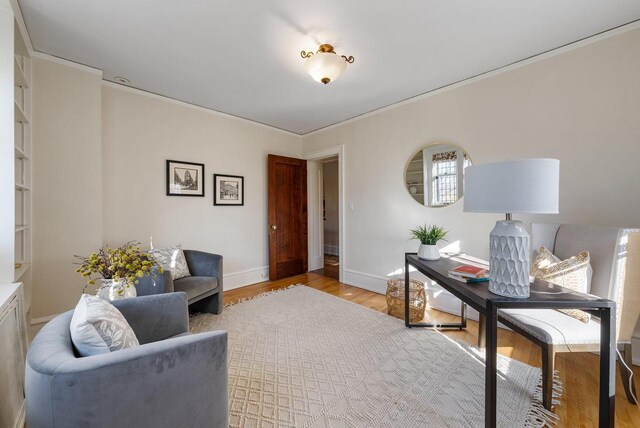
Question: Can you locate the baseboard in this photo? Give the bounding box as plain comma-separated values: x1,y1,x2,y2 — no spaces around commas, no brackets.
342,269,387,294
30,313,58,326
323,245,339,256
223,266,269,291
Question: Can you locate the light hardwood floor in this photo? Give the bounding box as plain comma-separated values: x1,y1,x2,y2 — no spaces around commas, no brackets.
225,272,640,428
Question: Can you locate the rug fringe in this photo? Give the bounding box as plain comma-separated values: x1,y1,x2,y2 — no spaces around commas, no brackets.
524,371,563,427
223,283,304,308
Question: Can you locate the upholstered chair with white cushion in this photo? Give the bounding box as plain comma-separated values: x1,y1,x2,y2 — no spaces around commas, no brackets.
496,223,640,410
25,293,229,428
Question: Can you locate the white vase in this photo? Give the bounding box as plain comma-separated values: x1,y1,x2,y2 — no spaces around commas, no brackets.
97,279,137,301
418,244,440,260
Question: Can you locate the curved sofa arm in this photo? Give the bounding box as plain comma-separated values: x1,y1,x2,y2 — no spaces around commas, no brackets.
135,268,174,296
183,250,223,281
26,331,228,428
112,292,189,344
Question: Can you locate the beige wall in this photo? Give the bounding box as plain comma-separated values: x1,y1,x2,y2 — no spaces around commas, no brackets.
101,85,300,277
31,58,103,318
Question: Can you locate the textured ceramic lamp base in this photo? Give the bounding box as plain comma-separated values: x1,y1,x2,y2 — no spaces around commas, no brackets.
489,220,531,298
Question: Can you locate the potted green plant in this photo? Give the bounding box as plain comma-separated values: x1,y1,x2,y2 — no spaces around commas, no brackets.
75,241,163,301
409,224,448,260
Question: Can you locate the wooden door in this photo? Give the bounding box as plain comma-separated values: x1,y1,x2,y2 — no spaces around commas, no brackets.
268,154,308,280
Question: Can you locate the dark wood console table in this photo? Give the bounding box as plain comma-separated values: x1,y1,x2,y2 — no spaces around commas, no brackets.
404,252,616,428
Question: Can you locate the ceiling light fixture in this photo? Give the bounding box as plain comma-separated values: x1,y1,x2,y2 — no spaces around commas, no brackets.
300,44,354,85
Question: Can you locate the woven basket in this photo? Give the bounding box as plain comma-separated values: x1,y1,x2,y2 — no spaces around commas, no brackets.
386,279,426,323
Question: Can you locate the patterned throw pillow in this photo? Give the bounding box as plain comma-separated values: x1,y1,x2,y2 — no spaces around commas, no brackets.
149,244,191,280
70,294,140,357
531,247,593,323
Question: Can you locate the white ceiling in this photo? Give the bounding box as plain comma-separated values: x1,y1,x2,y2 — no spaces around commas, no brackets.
18,0,640,134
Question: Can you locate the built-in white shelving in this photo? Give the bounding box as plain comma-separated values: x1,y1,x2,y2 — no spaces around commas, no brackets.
14,55,29,88
14,102,28,123
14,263,30,282
13,22,32,311
14,146,29,159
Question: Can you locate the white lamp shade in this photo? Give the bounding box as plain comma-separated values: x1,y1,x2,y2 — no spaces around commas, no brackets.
304,53,347,83
463,158,559,214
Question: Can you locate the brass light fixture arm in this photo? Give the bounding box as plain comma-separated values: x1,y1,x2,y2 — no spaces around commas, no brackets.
302,44,355,63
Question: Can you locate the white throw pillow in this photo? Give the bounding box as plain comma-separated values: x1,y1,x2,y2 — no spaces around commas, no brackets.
70,294,140,357
149,244,191,280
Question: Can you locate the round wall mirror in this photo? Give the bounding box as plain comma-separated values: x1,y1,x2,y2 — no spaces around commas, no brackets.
404,142,472,207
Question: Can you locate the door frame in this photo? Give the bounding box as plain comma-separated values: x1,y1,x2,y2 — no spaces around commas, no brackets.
302,145,345,283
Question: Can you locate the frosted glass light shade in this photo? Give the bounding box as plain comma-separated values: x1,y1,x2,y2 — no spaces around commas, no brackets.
304,53,347,84
463,159,560,214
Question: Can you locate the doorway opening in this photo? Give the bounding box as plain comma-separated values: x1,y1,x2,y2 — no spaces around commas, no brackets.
316,157,339,279
304,146,344,282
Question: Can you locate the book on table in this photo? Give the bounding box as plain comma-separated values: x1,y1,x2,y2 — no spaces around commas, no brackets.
447,273,489,283
448,264,489,283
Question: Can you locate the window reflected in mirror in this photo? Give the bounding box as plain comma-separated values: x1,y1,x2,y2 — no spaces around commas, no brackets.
405,143,472,207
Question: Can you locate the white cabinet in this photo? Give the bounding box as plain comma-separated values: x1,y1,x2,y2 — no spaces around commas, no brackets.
0,283,28,428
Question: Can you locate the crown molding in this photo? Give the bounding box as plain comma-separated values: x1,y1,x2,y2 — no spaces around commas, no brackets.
302,19,640,138
9,0,33,52
31,51,104,76
101,81,302,138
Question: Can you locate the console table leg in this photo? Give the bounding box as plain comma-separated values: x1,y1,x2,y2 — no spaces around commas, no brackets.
485,302,497,428
477,314,486,349
404,256,410,328
460,302,467,330
599,306,615,428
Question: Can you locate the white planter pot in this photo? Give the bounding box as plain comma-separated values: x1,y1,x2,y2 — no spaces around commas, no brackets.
96,279,137,301
418,244,440,260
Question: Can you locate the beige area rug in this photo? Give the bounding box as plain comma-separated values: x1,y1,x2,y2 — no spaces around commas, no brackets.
190,285,560,427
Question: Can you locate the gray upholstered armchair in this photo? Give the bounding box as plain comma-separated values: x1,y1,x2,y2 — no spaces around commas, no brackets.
25,293,228,428
495,224,640,410
137,250,224,314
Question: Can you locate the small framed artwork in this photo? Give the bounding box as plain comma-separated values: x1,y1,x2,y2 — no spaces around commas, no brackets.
214,174,244,206
166,160,205,197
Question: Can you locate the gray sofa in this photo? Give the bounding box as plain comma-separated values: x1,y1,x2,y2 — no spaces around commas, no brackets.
25,292,228,428
137,250,224,314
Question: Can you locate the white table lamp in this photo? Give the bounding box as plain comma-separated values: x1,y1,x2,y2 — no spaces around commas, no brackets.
464,159,560,298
